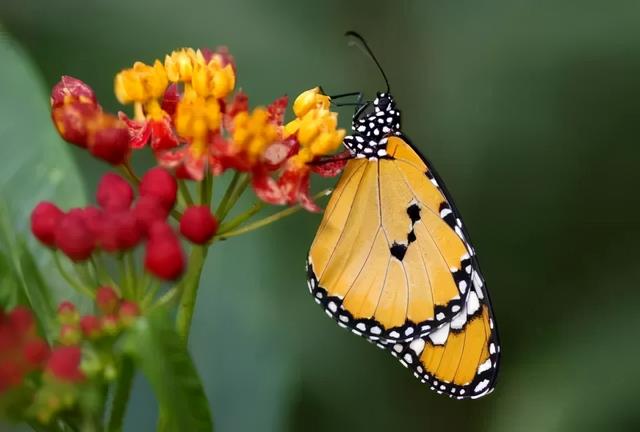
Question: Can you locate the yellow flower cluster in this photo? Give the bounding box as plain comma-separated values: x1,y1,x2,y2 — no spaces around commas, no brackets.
113,48,236,133
285,88,345,168
232,108,279,164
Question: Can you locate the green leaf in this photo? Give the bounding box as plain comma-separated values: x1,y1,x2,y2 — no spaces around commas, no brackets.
124,309,213,432
0,28,87,308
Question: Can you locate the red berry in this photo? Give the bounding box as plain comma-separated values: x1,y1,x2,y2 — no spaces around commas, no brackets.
96,286,119,314
96,173,134,211
144,226,185,280
132,195,169,234
80,315,101,339
23,339,50,366
180,206,218,244
139,167,177,211
0,360,24,391
54,211,95,261
46,346,85,382
31,201,64,247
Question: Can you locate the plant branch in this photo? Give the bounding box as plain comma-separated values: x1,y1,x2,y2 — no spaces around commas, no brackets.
175,246,208,343
107,356,135,432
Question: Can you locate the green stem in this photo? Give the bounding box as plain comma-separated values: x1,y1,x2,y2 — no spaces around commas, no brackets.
216,202,265,234
107,357,135,432
215,172,241,218
200,170,213,205
216,188,332,240
118,163,140,186
175,246,208,342
178,181,194,207
53,253,94,298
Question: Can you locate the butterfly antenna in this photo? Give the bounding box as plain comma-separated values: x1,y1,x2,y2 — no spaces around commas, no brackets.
345,31,390,94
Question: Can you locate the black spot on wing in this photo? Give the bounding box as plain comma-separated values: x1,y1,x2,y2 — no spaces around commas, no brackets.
407,203,421,223
390,242,408,261
407,230,416,244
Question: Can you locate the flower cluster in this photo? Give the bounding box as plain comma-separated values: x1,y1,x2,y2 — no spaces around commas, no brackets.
58,287,139,346
0,307,49,394
51,47,348,211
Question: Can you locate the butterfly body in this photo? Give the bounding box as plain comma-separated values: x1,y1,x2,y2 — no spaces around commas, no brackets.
306,92,500,399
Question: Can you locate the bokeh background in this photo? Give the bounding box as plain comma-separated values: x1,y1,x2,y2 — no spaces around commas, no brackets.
1,0,640,431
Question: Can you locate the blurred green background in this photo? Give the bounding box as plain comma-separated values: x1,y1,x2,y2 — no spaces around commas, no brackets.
1,0,640,430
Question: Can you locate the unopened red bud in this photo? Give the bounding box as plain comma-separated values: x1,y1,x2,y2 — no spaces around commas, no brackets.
97,173,134,211
50,76,97,108
139,167,177,211
119,301,140,326
132,195,169,234
97,211,142,252
57,301,79,325
52,102,100,148
100,315,119,335
96,287,119,314
80,315,101,339
24,339,50,366
87,116,130,165
59,324,81,346
31,201,64,247
180,206,218,244
0,360,24,391
79,206,104,237
9,306,35,337
54,211,95,261
46,346,85,382
144,225,185,280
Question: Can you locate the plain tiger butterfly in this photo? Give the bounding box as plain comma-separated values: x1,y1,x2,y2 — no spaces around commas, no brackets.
306,32,500,399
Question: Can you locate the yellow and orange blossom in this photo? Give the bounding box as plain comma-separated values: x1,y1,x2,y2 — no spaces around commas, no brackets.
286,88,345,168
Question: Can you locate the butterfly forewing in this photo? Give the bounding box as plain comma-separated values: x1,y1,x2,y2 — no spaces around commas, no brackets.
307,137,474,343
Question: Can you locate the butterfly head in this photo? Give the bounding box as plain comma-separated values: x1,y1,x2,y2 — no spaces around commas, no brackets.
343,92,402,159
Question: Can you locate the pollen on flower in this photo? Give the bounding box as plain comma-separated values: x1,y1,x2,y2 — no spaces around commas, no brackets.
175,93,222,153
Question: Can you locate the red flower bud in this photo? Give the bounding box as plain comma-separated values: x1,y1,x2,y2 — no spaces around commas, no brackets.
96,287,119,315
87,115,130,165
52,102,100,148
139,167,177,211
144,224,185,280
23,339,50,366
31,201,64,247
100,315,119,335
59,324,81,346
50,76,97,108
180,206,218,244
132,195,169,234
46,346,85,382
79,206,104,237
97,211,142,252
57,301,79,325
0,360,24,392
96,173,134,211
54,211,95,261
119,301,140,326
80,315,101,339
8,306,35,337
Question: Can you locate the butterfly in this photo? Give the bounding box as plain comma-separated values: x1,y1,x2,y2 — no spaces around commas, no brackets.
305,33,500,400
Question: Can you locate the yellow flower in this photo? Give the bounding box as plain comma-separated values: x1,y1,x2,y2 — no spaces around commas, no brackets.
164,48,205,83
114,60,168,104
192,59,236,99
292,87,330,118
286,89,345,168
175,95,221,156
232,108,278,164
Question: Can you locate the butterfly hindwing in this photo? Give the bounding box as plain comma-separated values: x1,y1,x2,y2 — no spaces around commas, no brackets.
307,136,475,343
383,269,500,399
